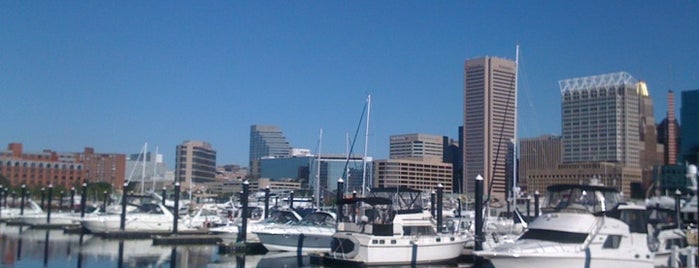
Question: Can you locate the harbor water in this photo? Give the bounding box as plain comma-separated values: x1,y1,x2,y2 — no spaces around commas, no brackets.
0,224,486,268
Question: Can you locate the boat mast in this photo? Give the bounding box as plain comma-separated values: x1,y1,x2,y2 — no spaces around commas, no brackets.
512,45,519,212
361,94,371,196
141,142,147,195
315,128,323,208
152,146,158,193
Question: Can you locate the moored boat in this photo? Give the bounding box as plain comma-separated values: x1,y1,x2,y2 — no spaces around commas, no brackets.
476,183,654,268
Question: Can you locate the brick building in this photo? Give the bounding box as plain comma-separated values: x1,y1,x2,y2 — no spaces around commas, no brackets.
0,143,125,189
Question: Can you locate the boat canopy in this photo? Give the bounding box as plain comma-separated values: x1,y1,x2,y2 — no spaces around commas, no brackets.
543,184,621,214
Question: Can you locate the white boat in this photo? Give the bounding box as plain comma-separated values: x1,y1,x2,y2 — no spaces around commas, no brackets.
326,187,467,266
0,199,44,221
476,183,654,268
80,202,194,234
646,195,688,267
209,208,301,244
255,210,336,252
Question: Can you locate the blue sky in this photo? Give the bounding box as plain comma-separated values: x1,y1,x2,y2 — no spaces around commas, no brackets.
2,2,698,167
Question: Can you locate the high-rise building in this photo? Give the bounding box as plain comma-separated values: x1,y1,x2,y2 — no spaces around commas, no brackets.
637,81,664,191
559,72,641,167
0,143,125,189
463,56,516,199
680,90,699,164
249,125,291,179
389,133,444,161
663,90,679,165
175,140,216,193
444,129,462,194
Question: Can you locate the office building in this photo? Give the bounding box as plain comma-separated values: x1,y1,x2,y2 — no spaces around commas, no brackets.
175,140,216,194
519,135,563,191
389,133,444,162
373,159,453,193
680,90,699,164
463,56,517,199
559,72,641,166
249,125,292,179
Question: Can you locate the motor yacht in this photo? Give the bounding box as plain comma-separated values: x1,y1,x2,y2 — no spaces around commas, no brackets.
255,210,335,253
476,183,654,268
325,187,467,266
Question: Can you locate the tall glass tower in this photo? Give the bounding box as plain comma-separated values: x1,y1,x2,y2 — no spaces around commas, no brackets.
249,125,291,179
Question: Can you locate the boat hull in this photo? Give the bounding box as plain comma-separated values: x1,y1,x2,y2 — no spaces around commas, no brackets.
481,253,654,268
256,231,333,252
328,232,466,265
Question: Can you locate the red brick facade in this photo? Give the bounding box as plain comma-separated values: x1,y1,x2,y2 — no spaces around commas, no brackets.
0,143,125,189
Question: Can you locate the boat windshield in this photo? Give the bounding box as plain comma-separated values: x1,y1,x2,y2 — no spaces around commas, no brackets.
543,185,620,214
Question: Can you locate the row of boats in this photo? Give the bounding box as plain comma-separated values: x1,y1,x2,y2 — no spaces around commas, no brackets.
1,182,696,267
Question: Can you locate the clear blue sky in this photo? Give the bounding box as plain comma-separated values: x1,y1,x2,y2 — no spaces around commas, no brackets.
2,2,698,167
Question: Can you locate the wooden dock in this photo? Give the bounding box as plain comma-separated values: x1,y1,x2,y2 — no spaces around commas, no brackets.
152,234,222,245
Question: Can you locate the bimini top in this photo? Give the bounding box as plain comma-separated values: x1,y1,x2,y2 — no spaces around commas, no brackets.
546,184,618,193
369,186,423,194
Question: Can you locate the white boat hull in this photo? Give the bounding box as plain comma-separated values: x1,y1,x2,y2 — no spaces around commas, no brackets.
482,253,654,268
329,232,466,265
80,215,193,233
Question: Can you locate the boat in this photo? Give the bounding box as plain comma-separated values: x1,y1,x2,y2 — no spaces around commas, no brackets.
325,187,467,266
476,183,654,268
0,199,44,221
646,195,688,267
254,210,336,252
209,208,302,244
79,202,194,234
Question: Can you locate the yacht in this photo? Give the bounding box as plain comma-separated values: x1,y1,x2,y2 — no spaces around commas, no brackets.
80,202,194,234
325,187,467,266
646,195,688,267
0,199,43,221
476,183,654,268
254,210,336,252
209,208,301,244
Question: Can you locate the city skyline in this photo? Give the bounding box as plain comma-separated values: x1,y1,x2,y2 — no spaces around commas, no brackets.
2,2,698,167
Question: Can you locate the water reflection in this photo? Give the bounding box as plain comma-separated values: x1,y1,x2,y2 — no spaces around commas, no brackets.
0,223,467,267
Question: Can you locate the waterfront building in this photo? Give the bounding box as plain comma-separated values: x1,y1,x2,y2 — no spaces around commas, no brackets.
258,154,370,201
175,140,216,195
519,135,563,193
680,90,699,164
373,158,453,193
0,142,125,189
249,125,292,179
463,56,517,199
527,161,641,198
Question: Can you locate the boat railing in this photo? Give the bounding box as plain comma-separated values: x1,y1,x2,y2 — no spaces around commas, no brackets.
579,216,605,251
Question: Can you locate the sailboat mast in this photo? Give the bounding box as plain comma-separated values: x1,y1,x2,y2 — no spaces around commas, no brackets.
315,128,323,208
141,142,147,195
361,94,371,196
512,45,520,210
152,146,158,192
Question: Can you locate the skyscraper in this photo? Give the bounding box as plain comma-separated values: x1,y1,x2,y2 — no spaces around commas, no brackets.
559,72,641,167
680,90,699,164
463,57,516,199
175,140,216,193
249,125,291,179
